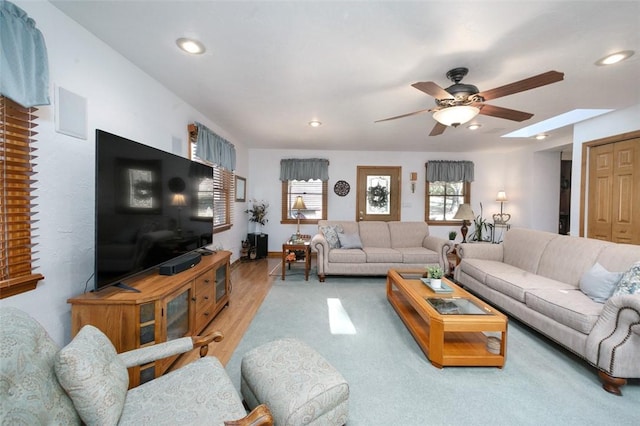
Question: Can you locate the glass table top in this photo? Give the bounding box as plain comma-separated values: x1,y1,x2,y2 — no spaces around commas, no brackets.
425,297,492,315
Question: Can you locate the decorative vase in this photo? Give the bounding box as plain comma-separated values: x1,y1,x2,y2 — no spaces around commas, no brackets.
430,278,442,289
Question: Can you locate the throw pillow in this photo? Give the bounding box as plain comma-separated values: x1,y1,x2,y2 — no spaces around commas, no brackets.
320,225,343,249
337,232,363,249
579,262,623,303
54,325,129,425
613,261,640,296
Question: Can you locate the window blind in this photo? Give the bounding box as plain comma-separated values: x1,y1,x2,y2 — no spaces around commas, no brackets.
0,95,44,298
189,126,234,232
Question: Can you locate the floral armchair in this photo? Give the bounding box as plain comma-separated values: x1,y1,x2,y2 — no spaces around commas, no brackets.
0,307,272,425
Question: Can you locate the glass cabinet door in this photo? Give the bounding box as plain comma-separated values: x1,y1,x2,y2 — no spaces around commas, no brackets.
166,287,191,341
215,264,227,303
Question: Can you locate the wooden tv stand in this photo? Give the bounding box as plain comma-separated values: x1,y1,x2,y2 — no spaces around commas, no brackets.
68,250,231,387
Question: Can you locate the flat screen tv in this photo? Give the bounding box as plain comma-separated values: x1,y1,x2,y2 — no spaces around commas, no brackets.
94,129,214,291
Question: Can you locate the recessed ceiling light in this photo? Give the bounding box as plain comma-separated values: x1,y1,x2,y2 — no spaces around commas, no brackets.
535,134,548,140
176,38,206,55
308,120,322,127
595,50,634,66
467,123,481,130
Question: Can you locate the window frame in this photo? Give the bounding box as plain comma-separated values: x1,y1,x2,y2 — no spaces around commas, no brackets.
281,180,328,225
425,180,471,226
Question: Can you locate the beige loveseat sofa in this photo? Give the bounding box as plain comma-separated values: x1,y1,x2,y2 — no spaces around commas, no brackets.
454,228,640,395
311,220,451,282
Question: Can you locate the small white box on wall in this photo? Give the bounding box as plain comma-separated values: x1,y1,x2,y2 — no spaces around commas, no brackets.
55,86,87,139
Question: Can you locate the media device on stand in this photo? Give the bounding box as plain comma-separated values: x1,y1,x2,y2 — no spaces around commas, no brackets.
94,130,215,292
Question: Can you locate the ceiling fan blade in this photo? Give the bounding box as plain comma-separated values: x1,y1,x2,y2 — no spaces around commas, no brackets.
477,71,564,101
375,108,432,123
429,122,447,136
412,82,453,99
478,104,534,122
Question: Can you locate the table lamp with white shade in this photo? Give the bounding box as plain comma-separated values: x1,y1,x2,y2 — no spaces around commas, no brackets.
292,196,307,238
453,203,475,243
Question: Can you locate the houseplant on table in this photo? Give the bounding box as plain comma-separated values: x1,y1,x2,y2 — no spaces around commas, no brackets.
425,265,444,288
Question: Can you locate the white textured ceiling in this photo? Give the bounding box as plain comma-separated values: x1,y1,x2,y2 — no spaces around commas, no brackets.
51,1,640,152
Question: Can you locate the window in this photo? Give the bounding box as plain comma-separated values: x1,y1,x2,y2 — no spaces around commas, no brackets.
425,160,474,225
279,158,329,225
0,96,44,298
281,179,328,224
426,181,471,224
189,134,234,233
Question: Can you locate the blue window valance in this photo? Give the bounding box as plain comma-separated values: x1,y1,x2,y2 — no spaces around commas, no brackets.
0,0,50,107
425,161,474,182
280,158,330,181
194,122,236,171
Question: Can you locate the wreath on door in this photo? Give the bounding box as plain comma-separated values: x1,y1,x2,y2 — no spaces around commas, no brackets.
367,184,389,209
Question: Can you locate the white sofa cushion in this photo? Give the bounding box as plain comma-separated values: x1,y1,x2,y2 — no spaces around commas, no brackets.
484,265,574,303
395,247,440,264
502,228,557,273
337,231,363,249
362,247,403,263
358,221,391,248
388,221,429,247
525,289,602,334
537,235,607,287
579,263,622,303
54,325,129,426
328,248,366,263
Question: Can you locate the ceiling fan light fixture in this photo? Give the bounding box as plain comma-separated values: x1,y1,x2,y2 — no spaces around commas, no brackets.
595,50,634,66
433,105,480,127
176,38,206,55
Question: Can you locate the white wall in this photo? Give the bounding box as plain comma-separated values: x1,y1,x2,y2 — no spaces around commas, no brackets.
246,148,549,250
0,1,249,346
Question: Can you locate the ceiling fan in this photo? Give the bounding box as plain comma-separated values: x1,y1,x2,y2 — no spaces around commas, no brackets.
376,67,564,136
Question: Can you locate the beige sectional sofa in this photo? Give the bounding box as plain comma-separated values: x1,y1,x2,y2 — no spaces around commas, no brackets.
311,221,451,282
454,227,640,395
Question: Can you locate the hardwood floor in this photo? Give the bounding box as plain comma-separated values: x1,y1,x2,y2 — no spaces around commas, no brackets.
171,257,280,370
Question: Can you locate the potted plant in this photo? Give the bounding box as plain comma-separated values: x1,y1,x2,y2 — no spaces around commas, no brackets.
448,231,457,241
469,202,490,242
245,199,269,234
426,265,444,288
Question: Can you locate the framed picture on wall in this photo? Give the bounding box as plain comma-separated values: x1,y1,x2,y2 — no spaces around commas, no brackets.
235,175,246,202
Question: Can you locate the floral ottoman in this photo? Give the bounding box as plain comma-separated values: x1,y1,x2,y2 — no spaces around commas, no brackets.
240,338,349,425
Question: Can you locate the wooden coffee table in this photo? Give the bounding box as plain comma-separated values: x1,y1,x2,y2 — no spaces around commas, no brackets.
386,269,507,368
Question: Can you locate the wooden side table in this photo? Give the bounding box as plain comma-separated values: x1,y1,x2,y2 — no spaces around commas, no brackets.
282,240,311,281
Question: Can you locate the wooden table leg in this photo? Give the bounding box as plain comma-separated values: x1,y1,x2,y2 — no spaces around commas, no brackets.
304,247,310,281
281,249,286,280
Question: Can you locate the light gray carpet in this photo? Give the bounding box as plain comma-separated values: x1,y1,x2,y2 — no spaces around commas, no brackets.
226,275,639,425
